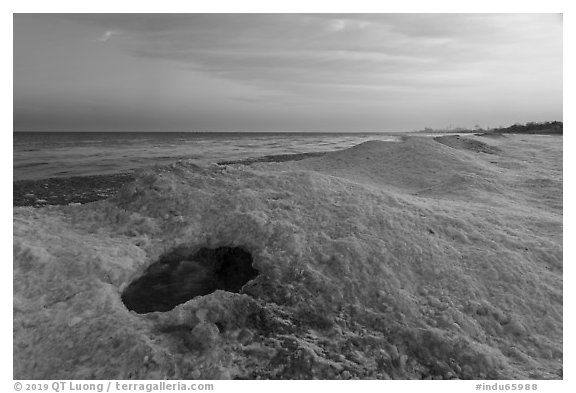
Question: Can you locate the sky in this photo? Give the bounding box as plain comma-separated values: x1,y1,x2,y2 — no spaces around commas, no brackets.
13,13,563,132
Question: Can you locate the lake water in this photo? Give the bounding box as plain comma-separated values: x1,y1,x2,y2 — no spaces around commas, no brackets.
13,132,402,181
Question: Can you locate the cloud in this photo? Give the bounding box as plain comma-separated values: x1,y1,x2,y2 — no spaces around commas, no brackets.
12,14,563,132
325,17,372,32
327,19,347,31
30,14,564,114
96,30,120,43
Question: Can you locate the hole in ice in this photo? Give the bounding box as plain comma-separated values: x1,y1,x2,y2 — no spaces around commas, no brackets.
121,246,258,314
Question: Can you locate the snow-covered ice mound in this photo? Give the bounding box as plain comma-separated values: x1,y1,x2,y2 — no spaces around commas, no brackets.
13,135,562,379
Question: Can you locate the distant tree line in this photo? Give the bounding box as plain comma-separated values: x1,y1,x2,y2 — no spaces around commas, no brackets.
416,121,562,135
489,121,563,135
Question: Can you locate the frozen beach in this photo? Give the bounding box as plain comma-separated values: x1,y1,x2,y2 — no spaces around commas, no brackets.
13,132,402,181
13,134,562,379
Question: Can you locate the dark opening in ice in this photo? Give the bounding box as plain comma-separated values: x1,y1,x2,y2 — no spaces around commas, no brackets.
121,246,258,314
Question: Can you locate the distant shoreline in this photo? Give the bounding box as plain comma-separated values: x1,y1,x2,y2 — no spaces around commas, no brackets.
409,121,562,135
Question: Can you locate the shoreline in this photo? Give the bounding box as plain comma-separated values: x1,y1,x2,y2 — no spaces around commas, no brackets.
13,132,561,207
13,151,328,207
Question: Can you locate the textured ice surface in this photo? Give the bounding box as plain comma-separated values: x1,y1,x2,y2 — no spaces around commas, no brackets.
13,135,562,379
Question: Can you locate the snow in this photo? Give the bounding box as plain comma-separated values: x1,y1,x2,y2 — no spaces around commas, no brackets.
13,135,562,379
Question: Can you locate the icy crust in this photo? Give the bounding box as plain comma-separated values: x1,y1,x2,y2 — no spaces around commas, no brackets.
13,136,562,379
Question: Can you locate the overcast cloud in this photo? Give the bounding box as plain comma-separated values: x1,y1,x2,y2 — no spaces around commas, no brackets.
13,14,562,132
